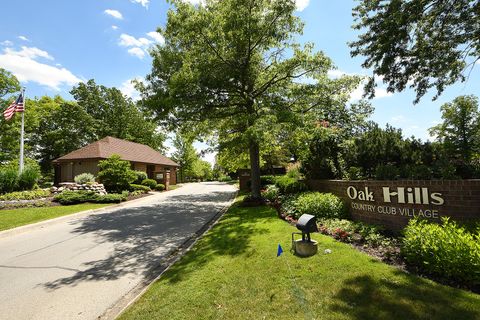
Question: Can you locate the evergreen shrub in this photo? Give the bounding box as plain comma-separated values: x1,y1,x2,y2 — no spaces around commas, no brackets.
129,184,151,192
141,179,158,189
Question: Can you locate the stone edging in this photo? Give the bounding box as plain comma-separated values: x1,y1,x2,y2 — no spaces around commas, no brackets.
99,190,239,320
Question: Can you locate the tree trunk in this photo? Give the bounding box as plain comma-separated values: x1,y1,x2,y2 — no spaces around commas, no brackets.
249,139,261,199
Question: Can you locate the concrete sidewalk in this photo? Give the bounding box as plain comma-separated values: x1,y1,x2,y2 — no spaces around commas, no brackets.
0,182,236,320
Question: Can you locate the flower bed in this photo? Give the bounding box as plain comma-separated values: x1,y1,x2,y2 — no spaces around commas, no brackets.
261,177,479,293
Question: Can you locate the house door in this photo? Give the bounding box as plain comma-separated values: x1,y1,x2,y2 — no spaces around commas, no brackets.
147,165,155,179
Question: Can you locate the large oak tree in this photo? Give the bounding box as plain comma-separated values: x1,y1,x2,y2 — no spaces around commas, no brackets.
141,0,361,198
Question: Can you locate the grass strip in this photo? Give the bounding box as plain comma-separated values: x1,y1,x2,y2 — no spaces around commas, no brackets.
0,203,112,231
120,197,480,320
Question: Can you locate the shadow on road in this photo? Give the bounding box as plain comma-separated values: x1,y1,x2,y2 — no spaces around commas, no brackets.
42,189,234,289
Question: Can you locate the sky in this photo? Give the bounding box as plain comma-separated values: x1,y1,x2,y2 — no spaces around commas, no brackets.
1,0,479,164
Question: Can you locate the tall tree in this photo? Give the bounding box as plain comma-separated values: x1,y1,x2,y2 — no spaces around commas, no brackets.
71,79,165,151
350,0,480,103
0,68,20,98
0,69,21,163
429,95,480,165
141,0,361,198
33,102,97,172
171,133,198,182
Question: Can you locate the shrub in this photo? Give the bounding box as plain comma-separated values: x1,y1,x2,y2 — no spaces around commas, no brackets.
97,155,136,193
402,218,480,286
74,173,96,184
129,190,145,197
294,192,346,219
0,189,50,201
141,179,158,189
93,192,128,203
261,184,279,202
17,165,41,191
133,171,148,184
274,176,308,194
374,164,400,180
129,184,151,192
279,194,301,218
0,167,18,194
155,184,165,191
218,175,232,182
54,190,96,205
260,175,275,187
54,190,129,205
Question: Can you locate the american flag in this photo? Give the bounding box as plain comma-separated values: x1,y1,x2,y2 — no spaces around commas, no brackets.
3,93,24,121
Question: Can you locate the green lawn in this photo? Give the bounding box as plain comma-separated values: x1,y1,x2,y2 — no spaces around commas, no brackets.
0,203,112,231
119,197,480,320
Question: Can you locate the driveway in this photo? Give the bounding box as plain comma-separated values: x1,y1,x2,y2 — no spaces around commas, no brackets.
0,182,236,320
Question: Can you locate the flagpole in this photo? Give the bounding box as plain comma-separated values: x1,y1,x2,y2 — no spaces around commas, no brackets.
19,87,25,173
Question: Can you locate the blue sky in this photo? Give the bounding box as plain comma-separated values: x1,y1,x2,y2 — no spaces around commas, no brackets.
1,0,479,163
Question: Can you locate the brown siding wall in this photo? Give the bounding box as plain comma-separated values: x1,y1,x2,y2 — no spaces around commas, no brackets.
170,168,177,185
73,160,99,178
56,160,178,185
307,179,480,231
133,163,147,172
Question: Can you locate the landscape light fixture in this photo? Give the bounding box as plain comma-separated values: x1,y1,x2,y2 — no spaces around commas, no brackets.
291,214,318,257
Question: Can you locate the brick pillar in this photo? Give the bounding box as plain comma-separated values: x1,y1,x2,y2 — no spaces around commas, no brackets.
164,170,170,191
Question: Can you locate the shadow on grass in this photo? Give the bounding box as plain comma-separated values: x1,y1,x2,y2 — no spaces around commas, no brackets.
158,202,272,284
42,189,239,289
330,271,479,320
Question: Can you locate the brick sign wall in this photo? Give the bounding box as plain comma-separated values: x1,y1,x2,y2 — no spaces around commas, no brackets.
307,179,480,231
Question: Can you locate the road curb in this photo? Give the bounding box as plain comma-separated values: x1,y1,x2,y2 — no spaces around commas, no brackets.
99,190,239,320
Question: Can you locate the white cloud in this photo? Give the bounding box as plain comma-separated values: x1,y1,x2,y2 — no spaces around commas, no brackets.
131,0,149,8
18,35,29,42
119,33,159,59
0,40,13,47
390,115,406,125
120,77,143,100
295,0,310,11
182,0,205,4
146,31,165,44
327,69,392,101
349,84,392,101
119,33,152,47
0,46,81,90
327,69,350,78
5,46,54,61
112,25,119,30
127,47,145,59
104,9,123,20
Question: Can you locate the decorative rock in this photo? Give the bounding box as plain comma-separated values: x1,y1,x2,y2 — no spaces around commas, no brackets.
52,182,107,195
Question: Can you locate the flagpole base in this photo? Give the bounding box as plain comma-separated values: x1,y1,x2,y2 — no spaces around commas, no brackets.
293,239,318,257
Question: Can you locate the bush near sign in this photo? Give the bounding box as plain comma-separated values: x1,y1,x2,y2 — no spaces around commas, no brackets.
307,179,480,231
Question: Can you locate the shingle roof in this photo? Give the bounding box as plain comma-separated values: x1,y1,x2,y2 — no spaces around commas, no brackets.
54,136,180,167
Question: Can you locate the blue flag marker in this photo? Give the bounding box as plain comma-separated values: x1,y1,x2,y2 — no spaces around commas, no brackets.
277,244,284,257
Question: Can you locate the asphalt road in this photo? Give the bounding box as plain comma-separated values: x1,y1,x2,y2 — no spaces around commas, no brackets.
0,182,236,320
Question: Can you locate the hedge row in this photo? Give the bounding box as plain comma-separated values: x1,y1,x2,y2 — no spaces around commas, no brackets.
53,190,129,205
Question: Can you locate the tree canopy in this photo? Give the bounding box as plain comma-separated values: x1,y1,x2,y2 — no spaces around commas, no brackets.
141,0,362,197
71,79,165,151
350,0,480,103
429,95,480,166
